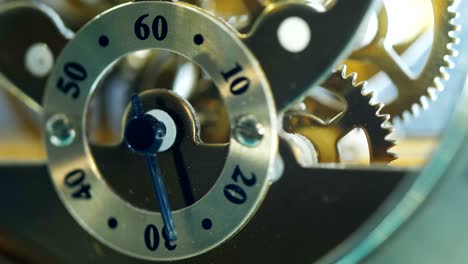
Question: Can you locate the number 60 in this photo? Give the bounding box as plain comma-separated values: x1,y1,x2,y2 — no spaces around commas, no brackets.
134,14,168,41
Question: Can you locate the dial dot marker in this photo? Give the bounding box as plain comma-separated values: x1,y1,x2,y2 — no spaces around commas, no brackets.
193,34,204,45
202,218,212,230
99,35,110,47
108,217,118,229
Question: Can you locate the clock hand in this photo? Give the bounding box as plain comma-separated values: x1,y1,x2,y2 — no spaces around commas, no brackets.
131,94,144,118
126,94,177,241
144,152,177,241
173,146,196,206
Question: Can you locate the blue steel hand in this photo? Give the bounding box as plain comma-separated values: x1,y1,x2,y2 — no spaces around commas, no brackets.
129,94,177,241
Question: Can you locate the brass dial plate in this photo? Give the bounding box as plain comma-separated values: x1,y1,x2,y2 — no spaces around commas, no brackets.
42,2,277,261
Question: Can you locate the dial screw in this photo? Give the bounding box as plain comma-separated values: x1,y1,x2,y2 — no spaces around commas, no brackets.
46,114,76,147
233,115,264,147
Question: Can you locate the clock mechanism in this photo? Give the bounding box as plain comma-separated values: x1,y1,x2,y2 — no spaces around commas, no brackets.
0,0,466,263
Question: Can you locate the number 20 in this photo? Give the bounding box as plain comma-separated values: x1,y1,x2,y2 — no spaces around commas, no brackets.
223,165,257,205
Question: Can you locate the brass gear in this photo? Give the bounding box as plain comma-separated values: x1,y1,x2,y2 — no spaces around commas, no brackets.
349,0,459,118
284,65,396,164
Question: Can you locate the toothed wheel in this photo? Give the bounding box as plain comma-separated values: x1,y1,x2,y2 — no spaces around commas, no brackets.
349,0,460,118
0,1,467,264
284,65,396,164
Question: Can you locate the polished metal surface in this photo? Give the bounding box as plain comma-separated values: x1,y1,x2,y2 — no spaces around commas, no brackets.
319,72,468,264
0,163,406,263
0,0,467,263
350,0,459,118
0,1,72,113
43,2,277,260
243,0,380,111
91,89,229,212
317,4,468,260
285,65,395,164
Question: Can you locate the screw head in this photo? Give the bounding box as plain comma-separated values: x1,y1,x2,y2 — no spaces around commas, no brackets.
46,114,76,147
233,115,264,147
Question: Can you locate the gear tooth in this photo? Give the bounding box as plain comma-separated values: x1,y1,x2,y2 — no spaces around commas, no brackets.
383,127,394,138
449,10,460,20
351,71,396,163
352,74,365,88
392,115,403,124
414,96,430,115
379,114,390,126
360,1,461,118
449,23,461,33
296,66,397,164
447,25,460,41
403,109,416,120
374,102,385,114
420,95,430,110
386,148,397,158
334,64,346,73
349,72,358,85
386,137,398,149
386,133,396,144
447,35,460,46
439,67,450,80
361,84,374,98
443,56,455,69
387,151,399,161
447,43,459,56
428,87,439,100
334,64,349,79
417,98,427,111
448,9,458,17
411,104,421,116
341,68,350,77
341,69,350,80
433,77,444,91
381,120,393,130
337,65,370,89
357,80,368,91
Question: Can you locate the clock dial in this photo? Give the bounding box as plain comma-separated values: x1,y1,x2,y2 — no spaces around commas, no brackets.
42,2,277,260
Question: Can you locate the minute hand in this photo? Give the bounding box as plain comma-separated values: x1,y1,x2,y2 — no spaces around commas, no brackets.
128,94,177,241
145,152,177,241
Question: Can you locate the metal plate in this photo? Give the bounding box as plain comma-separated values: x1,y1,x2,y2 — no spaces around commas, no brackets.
42,2,277,261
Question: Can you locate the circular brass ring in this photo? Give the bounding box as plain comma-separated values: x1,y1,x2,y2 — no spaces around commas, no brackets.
42,2,277,261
